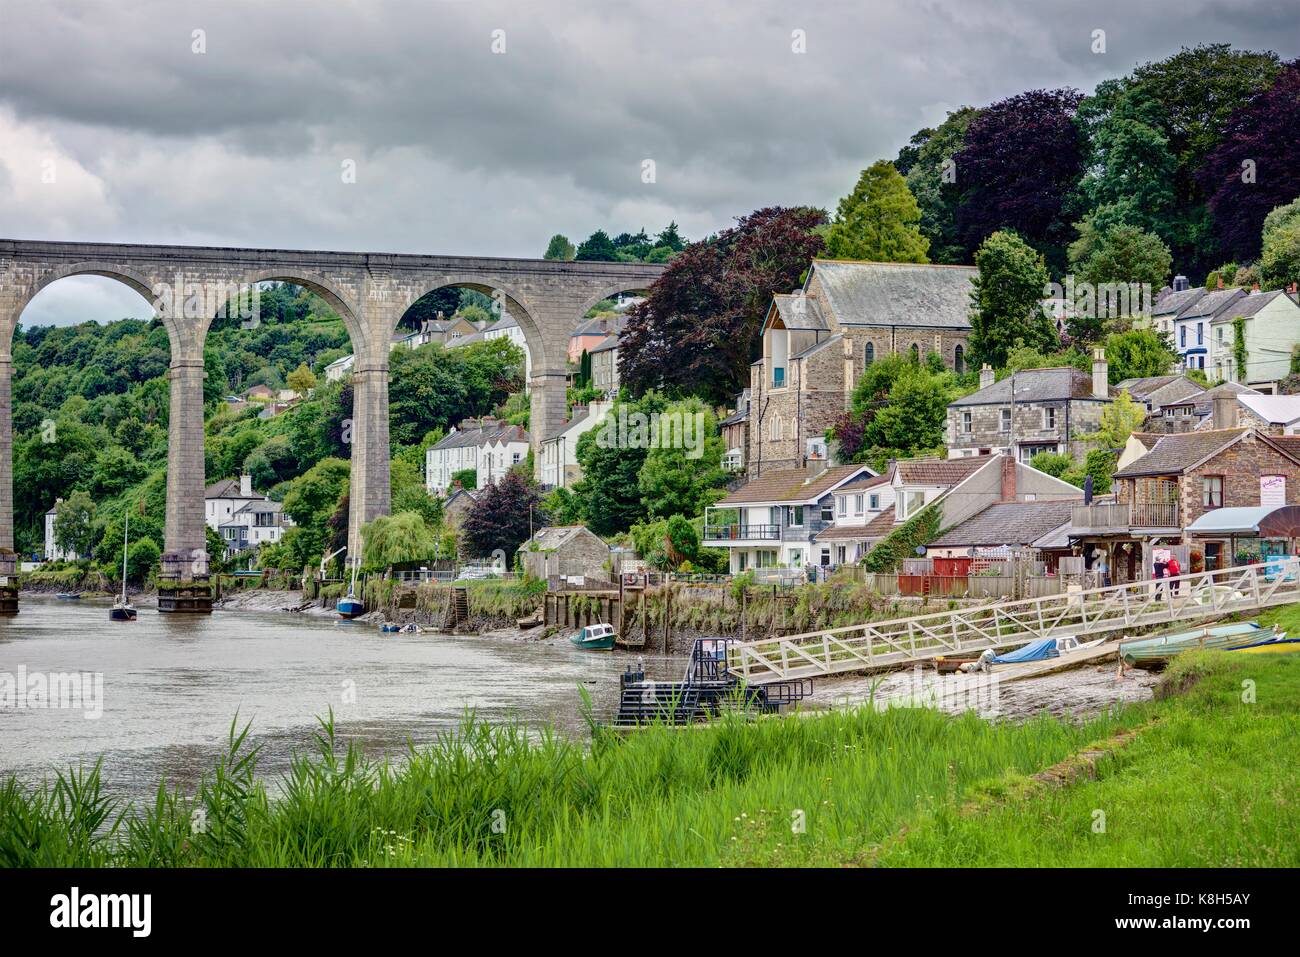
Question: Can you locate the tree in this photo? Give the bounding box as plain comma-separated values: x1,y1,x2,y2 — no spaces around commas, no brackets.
953,89,1085,271
1078,89,1179,242
655,222,685,252
619,206,827,404
286,362,317,398
361,512,440,571
575,230,618,262
543,234,576,261
968,231,1055,368
896,107,980,264
1102,329,1177,384
1199,62,1300,261
637,400,729,519
53,491,98,559
1092,389,1147,449
1260,197,1300,290
281,457,350,529
823,160,929,263
459,471,543,560
1069,221,1172,292
571,397,659,536
833,354,956,468
126,538,161,585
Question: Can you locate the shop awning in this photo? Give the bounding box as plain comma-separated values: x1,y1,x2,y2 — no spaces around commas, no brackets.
1186,505,1300,537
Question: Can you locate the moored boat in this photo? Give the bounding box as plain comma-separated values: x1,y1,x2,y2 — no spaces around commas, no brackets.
336,558,363,619
1120,622,1276,669
55,592,80,601
110,512,138,622
570,622,617,650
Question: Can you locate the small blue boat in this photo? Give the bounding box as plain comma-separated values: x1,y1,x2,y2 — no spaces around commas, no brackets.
336,559,363,619
55,593,80,601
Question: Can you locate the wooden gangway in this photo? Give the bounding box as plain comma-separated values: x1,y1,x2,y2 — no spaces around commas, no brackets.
727,561,1300,683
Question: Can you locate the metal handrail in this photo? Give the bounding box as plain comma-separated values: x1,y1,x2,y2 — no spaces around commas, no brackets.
727,560,1300,683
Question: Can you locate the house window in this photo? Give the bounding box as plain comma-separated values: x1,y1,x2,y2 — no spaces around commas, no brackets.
853,494,863,515
821,503,834,522
864,342,874,366
788,506,804,527
1217,326,1225,345
1000,408,1011,432
837,496,847,517
1203,475,1223,508
1197,322,1203,345
1044,407,1057,430
962,410,972,434
910,343,920,363
1180,326,1186,348
900,489,926,519
954,345,964,374
837,545,847,564
869,493,879,510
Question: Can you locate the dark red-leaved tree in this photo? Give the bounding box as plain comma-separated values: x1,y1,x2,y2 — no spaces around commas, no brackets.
618,206,827,404
459,471,545,561
953,88,1084,273
1198,61,1300,262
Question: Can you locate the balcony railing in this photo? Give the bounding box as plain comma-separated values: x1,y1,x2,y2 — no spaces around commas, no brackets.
1070,501,1180,531
704,524,780,542
772,367,785,388
1130,501,1179,528
1070,502,1131,532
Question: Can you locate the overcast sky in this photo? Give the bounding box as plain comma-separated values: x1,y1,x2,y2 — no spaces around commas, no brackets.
2,0,1296,326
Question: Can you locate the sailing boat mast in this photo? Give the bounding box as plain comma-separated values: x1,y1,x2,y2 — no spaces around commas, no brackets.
121,511,130,603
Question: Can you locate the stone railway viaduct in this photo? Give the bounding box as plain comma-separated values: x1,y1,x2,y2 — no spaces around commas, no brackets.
0,239,662,610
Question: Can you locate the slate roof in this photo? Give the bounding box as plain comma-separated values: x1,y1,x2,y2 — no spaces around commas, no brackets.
895,455,995,486
1238,394,1300,425
523,525,607,552
770,292,830,332
949,368,1109,407
1191,381,1259,416
1268,436,1300,459
929,500,1079,547
204,478,263,500
1116,375,1203,408
483,313,519,333
1152,287,1206,318
717,465,874,505
1174,288,1245,321
1209,289,1290,321
431,419,530,451
808,260,977,330
1113,429,1248,478
445,330,485,348
589,333,620,354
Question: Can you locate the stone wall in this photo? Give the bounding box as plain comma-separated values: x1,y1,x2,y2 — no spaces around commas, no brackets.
948,398,1108,461
1181,433,1300,533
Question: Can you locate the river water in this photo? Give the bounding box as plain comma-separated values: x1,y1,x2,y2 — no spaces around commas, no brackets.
0,596,645,805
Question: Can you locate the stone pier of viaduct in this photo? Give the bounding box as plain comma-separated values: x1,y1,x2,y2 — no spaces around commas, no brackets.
0,239,662,609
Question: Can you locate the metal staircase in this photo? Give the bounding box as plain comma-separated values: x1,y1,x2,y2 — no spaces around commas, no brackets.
727,561,1300,684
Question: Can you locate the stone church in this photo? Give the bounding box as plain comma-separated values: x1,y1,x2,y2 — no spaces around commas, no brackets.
747,259,977,477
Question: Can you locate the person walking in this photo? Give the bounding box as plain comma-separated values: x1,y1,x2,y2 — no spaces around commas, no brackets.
1167,554,1181,595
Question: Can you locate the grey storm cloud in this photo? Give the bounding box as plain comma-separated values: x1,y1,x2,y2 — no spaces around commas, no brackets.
1,0,1297,326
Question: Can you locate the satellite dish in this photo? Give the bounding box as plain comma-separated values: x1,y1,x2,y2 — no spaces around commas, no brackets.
914,545,927,556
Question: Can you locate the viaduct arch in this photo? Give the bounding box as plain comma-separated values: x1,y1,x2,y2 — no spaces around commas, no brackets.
0,238,662,610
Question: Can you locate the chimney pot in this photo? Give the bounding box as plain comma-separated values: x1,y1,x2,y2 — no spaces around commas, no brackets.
1217,276,1225,290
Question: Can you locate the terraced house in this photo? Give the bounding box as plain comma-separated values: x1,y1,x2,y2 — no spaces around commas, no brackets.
425,418,530,494
747,259,977,478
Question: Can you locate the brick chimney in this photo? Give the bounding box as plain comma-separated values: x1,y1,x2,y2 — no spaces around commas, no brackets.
1000,453,1017,501
979,363,995,390
1213,395,1237,429
1092,348,1108,399
1217,276,1225,289
1252,283,1261,293
1172,274,1190,292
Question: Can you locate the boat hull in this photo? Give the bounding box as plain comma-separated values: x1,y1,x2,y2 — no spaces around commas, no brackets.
109,606,138,622
570,634,616,651
336,598,364,619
